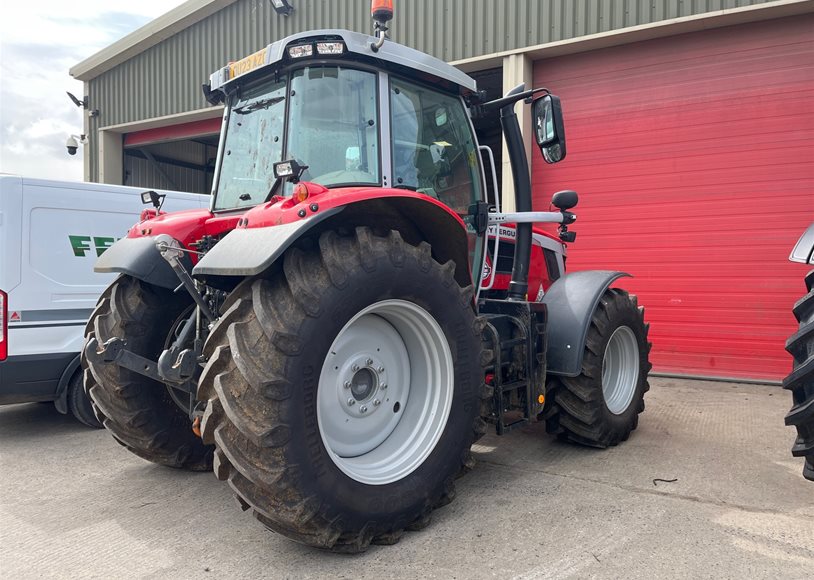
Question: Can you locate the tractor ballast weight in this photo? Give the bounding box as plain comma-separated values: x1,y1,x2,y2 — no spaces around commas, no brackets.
82,6,652,553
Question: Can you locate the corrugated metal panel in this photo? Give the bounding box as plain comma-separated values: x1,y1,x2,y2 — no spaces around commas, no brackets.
531,14,814,381
87,0,776,180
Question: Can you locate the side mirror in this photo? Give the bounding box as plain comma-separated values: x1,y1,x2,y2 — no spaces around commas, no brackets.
532,94,566,164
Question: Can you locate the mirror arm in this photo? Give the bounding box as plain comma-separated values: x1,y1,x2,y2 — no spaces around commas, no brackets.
481,86,549,112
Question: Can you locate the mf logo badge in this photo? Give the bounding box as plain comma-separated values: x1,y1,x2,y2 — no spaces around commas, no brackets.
69,236,119,257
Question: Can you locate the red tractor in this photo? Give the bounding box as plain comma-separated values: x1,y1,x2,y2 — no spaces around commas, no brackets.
83,3,651,551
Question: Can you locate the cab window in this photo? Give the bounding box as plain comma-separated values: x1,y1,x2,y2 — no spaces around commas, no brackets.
390,78,482,214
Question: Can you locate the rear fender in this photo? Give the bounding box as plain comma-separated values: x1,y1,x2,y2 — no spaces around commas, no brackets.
542,270,631,377
193,198,472,288
790,223,814,264
95,237,191,290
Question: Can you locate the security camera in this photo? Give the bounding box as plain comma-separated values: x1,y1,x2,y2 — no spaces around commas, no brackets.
66,134,88,156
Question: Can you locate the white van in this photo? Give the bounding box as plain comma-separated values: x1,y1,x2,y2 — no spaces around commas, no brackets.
0,176,208,426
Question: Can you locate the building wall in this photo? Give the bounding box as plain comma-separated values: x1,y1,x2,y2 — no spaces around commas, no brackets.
531,13,814,381
85,0,776,180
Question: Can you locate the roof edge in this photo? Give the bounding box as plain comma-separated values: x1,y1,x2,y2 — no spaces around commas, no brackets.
70,0,240,81
452,0,814,71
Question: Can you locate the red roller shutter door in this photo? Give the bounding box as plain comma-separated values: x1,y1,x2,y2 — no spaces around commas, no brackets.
532,15,814,382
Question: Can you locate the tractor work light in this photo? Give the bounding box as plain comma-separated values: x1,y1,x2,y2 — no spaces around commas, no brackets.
274,159,308,183
316,42,344,55
288,44,313,59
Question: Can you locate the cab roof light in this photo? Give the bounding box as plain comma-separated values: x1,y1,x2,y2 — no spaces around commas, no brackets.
371,0,394,22
316,42,345,55
288,44,313,59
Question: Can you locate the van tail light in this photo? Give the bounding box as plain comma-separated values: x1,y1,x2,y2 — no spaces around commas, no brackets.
0,289,7,361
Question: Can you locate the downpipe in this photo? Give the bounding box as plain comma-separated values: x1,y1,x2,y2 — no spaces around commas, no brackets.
499,84,533,301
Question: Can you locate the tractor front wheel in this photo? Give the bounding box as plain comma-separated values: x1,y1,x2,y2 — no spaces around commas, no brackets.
198,228,485,552
545,288,651,447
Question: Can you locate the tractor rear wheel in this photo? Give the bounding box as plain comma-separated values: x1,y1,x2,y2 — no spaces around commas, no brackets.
545,288,651,447
198,228,486,552
83,275,213,469
783,269,814,481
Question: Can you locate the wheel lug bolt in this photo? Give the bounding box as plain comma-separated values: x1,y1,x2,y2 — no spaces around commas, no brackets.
352,364,359,371
344,381,351,389
381,383,387,389
360,405,368,413
378,366,384,372
347,398,355,406
366,358,373,365
373,399,381,406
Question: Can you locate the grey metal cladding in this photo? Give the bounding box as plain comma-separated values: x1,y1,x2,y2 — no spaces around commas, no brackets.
210,28,477,93
85,0,775,180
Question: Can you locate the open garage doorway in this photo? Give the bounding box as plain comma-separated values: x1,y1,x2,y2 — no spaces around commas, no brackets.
469,67,503,207
123,117,221,195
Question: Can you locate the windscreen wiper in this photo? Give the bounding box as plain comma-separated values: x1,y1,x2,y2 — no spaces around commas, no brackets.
234,96,285,115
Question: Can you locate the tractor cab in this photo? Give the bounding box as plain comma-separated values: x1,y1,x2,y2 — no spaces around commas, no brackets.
206,29,483,219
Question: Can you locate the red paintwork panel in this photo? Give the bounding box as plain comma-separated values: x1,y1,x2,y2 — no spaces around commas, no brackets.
124,118,222,147
127,208,241,264
532,15,814,381
238,185,466,229
129,185,468,266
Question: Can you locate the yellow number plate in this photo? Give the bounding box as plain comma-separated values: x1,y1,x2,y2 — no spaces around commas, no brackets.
229,48,268,80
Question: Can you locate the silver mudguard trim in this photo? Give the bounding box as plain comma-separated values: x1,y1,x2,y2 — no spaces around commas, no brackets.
790,223,814,264
192,208,342,277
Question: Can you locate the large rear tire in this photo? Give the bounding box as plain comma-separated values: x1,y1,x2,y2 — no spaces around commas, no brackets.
783,269,814,481
545,288,651,447
83,275,213,469
198,228,486,552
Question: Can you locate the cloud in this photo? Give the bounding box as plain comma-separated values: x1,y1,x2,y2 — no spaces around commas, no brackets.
0,1,187,180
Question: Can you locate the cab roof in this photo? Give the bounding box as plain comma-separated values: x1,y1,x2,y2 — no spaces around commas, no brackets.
209,29,477,96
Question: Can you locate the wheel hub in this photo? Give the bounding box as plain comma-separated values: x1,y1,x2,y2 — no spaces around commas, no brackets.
602,325,640,415
317,299,453,485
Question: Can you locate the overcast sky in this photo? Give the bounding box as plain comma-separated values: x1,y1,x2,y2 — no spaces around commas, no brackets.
0,1,187,181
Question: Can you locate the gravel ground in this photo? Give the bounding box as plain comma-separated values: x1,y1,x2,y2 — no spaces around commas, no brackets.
1,377,812,579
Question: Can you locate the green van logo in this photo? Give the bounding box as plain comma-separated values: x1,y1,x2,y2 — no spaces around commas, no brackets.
69,235,119,257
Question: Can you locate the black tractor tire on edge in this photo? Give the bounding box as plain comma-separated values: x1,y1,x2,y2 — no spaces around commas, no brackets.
544,288,651,447
198,228,487,552
82,275,213,470
783,269,814,481
67,369,102,428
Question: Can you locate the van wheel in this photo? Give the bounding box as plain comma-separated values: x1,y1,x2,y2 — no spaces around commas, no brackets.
83,275,213,469
67,370,102,428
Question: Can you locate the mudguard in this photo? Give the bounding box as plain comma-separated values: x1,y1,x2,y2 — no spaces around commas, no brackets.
542,270,631,377
95,237,190,290
790,222,814,264
193,208,343,277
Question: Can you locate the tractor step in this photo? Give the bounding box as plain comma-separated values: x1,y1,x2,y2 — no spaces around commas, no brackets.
479,299,547,436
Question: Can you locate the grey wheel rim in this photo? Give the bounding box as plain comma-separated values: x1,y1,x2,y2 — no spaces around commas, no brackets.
317,299,454,485
602,325,639,415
